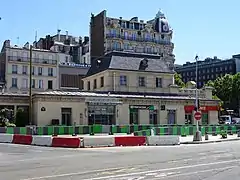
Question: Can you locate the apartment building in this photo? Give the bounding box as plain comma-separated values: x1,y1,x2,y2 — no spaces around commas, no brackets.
90,10,174,64
0,40,58,93
175,56,240,88
35,30,91,65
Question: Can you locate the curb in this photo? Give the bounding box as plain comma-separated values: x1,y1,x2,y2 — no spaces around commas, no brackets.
181,138,240,144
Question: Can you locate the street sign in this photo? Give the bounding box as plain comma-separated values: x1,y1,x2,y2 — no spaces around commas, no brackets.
194,111,202,121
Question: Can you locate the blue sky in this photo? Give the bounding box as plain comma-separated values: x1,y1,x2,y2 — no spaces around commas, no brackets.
1,0,240,64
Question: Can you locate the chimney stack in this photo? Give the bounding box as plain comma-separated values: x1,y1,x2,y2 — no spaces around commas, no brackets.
57,29,61,41
66,31,69,40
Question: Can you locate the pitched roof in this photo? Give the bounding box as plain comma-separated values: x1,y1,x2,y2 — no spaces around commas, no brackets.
86,51,174,77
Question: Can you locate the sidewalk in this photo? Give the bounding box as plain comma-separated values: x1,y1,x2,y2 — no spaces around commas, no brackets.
180,134,240,144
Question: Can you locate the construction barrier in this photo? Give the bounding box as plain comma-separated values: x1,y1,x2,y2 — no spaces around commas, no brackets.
0,134,13,143
12,134,32,145
147,136,180,145
82,136,115,148
114,136,146,146
52,137,81,148
32,136,52,146
0,125,239,136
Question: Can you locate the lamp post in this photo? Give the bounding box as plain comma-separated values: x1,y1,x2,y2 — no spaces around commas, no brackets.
29,45,33,125
193,55,202,141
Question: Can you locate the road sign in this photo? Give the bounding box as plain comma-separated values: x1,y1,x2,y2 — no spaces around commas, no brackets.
194,111,202,120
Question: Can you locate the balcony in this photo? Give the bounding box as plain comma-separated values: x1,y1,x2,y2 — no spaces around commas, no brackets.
8,56,57,65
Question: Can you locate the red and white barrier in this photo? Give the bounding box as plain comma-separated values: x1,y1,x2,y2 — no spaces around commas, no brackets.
114,136,146,146
32,136,53,146
82,136,115,147
52,137,81,148
0,134,13,143
12,134,32,145
0,134,180,148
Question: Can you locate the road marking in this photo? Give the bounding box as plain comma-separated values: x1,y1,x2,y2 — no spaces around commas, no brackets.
152,165,236,179
20,159,240,180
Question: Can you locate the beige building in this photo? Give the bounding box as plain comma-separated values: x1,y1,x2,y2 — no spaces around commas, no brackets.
0,40,59,93
0,50,219,126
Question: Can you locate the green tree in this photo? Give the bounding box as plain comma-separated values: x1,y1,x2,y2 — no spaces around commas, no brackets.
174,73,185,87
214,74,233,103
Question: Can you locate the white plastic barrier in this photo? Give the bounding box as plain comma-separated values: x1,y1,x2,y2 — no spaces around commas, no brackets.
82,136,115,147
32,136,53,146
0,134,13,143
147,136,180,146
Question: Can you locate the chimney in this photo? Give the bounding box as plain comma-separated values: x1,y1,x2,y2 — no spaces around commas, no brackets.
66,31,69,40
57,29,61,41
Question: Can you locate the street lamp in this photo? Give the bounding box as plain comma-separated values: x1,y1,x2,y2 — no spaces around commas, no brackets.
29,45,33,125
193,55,202,141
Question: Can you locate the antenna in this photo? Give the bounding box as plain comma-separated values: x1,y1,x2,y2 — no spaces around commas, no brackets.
35,31,38,42
17,37,19,45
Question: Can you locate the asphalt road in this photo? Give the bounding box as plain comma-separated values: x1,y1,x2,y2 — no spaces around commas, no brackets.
1,142,240,180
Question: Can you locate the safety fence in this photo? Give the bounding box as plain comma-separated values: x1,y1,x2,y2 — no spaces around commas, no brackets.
0,124,239,136
133,125,238,136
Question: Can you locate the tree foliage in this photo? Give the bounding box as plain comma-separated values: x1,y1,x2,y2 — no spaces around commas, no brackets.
174,73,185,88
206,72,240,110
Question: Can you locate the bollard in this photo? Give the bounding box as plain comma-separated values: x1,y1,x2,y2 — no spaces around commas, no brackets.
238,130,240,137
205,132,209,140
221,130,227,139
90,125,94,136
109,125,113,135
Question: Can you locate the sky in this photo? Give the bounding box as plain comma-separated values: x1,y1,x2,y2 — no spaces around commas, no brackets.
1,0,240,64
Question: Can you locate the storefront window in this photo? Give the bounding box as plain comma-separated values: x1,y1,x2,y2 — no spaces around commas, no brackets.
201,113,209,125
167,110,176,124
130,108,139,124
88,104,116,125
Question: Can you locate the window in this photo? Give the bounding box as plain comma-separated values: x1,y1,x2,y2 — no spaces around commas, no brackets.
38,80,43,88
38,67,43,75
100,77,104,87
120,75,127,86
48,68,53,76
48,80,53,89
22,65,28,74
156,77,162,88
12,65,18,74
32,79,35,88
138,77,145,87
32,66,35,75
12,78,17,87
93,79,97,89
65,56,68,62
87,81,90,90
22,78,28,88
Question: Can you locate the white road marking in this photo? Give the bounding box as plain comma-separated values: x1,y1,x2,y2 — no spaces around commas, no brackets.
153,165,237,179
20,159,240,180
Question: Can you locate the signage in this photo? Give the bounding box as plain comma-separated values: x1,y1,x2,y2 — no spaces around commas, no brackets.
129,105,154,110
85,97,122,105
184,106,219,112
194,111,202,121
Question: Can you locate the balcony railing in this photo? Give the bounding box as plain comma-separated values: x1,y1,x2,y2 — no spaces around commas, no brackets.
8,56,57,65
106,34,172,45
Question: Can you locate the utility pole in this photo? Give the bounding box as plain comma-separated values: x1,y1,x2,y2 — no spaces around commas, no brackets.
193,55,202,141
29,45,33,125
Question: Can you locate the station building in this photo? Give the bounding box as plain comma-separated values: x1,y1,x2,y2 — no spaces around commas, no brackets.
1,51,219,126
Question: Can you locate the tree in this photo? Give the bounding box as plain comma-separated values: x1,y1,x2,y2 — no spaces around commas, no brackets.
214,74,233,104
174,73,185,87
0,108,12,127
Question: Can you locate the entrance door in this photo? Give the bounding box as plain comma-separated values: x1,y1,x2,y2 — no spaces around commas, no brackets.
167,110,176,124
61,108,72,126
150,110,158,124
185,114,193,124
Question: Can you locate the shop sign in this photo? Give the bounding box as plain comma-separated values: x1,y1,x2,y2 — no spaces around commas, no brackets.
85,97,122,104
184,105,219,112
129,105,154,110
